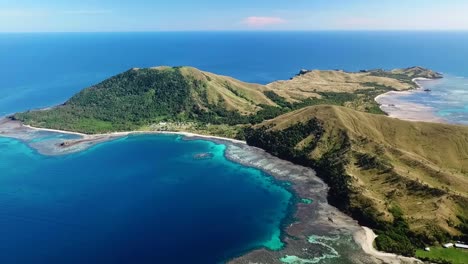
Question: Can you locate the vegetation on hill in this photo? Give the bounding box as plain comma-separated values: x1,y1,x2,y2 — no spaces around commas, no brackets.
14,67,276,133
12,65,466,261
367,66,443,85
15,66,438,135
267,66,442,99
244,105,468,257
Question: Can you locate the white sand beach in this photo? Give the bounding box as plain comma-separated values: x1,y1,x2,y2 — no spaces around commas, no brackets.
375,78,446,123
1,118,246,156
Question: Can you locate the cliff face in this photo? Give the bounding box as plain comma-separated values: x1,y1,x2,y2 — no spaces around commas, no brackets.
245,105,468,256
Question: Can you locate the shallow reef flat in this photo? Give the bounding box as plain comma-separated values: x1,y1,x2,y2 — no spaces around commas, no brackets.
225,143,421,264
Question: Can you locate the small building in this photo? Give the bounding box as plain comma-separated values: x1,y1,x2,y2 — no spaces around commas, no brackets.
443,243,454,248
455,243,468,250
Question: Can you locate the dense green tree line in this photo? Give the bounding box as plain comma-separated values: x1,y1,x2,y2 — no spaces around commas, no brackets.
15,68,196,132
374,206,418,256
457,216,468,242
244,120,352,206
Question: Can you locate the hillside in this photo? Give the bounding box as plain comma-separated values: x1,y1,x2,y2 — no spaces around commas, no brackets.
266,66,442,113
267,69,410,98
267,66,442,100
13,66,441,136
388,66,445,79
14,67,281,134
244,105,468,256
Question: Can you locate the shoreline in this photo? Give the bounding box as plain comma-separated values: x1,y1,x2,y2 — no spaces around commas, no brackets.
24,124,246,145
354,227,422,264
374,77,446,123
1,120,245,156
0,117,421,263
226,143,422,264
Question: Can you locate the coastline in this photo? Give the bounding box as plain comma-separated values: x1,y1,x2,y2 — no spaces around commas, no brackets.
0,117,421,263
23,124,247,145
226,143,422,264
375,77,446,123
353,227,422,264
0,118,245,156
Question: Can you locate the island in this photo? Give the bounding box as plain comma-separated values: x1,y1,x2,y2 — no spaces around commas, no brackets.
6,66,468,264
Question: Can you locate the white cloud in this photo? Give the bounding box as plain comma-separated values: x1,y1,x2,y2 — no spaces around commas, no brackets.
242,16,287,28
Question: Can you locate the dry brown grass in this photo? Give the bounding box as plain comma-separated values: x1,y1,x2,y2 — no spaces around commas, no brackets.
175,67,436,114
260,105,468,236
266,70,413,102
179,67,275,114
176,67,422,112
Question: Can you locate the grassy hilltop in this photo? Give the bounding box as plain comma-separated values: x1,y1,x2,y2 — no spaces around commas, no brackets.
245,105,468,257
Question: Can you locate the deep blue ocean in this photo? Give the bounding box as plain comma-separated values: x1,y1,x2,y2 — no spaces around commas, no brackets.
0,135,291,263
1,32,468,263
2,32,468,115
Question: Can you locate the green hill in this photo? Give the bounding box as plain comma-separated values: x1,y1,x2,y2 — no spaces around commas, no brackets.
14,66,440,135
245,105,468,256
14,66,281,133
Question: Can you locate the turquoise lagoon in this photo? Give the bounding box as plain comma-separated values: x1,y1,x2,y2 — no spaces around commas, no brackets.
407,76,468,125
0,134,292,263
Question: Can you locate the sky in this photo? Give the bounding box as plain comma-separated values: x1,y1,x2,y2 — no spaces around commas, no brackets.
1,0,468,32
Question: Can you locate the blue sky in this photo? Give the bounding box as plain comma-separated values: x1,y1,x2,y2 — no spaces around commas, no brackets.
1,0,468,32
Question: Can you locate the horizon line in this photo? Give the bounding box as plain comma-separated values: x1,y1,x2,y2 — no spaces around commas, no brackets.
2,29,468,34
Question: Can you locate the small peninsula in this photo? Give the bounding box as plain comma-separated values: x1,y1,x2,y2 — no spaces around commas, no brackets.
8,66,468,263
